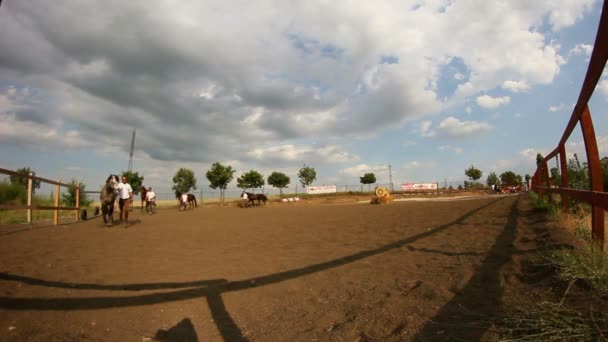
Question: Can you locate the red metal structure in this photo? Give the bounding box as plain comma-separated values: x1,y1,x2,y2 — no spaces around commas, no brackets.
532,1,608,248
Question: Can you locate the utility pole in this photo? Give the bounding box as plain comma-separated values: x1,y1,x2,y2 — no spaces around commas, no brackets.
128,129,136,172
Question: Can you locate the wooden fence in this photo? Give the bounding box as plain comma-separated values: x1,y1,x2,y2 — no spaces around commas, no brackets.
532,1,608,248
0,167,81,225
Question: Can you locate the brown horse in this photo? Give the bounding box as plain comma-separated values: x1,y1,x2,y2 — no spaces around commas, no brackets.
244,192,267,206
140,186,148,212
175,191,197,209
100,175,119,226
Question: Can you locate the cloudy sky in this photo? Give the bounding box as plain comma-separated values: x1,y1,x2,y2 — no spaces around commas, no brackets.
1,0,607,194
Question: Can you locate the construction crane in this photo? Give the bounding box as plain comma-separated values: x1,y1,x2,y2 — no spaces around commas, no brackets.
128,129,136,172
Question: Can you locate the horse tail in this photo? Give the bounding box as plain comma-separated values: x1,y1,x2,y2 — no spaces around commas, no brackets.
191,194,198,207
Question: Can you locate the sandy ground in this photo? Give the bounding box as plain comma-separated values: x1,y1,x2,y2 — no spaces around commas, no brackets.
0,193,599,341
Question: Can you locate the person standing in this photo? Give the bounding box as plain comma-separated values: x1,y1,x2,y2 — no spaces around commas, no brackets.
241,191,248,208
145,186,156,214
118,176,133,227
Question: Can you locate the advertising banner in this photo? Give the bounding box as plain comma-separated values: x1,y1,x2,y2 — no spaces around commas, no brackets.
401,183,437,191
306,185,337,194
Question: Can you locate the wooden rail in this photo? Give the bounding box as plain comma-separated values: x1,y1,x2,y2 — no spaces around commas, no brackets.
532,1,608,248
0,167,81,225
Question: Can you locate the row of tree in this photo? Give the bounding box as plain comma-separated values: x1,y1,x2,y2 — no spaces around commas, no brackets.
172,163,318,202
463,164,529,189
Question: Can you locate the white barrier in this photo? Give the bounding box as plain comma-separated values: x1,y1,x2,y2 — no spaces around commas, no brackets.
401,183,437,191
306,185,337,194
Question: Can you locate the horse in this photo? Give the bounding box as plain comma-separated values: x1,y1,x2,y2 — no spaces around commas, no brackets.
175,191,197,209
245,192,267,206
140,186,148,213
100,175,119,226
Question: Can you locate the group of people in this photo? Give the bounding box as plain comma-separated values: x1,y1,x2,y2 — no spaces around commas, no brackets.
114,177,157,226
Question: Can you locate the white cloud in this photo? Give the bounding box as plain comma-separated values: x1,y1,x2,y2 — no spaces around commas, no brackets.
549,104,564,112
340,164,370,177
520,148,538,161
403,161,434,169
476,95,511,109
437,116,493,138
569,43,593,57
438,145,463,153
502,80,530,93
419,120,436,137
247,144,358,164
454,73,465,81
597,80,608,97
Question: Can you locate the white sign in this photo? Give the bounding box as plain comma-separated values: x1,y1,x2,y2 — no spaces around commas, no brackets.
401,183,437,191
306,185,337,194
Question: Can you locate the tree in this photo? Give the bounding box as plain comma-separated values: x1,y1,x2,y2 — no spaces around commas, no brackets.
206,162,235,204
61,179,93,207
486,172,499,187
359,173,376,191
122,170,144,195
549,167,561,185
298,165,317,188
172,168,197,194
237,170,265,191
567,153,589,190
9,167,41,194
536,153,544,167
267,172,290,197
464,165,483,182
500,171,522,186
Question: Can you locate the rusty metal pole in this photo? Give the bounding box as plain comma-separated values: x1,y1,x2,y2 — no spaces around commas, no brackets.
580,106,605,248
27,172,33,224
559,145,569,212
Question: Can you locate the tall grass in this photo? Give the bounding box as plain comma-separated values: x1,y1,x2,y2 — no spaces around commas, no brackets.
492,203,608,341
527,191,560,218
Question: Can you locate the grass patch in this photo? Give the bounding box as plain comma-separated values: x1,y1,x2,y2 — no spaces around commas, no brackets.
493,302,608,341
492,205,608,341
542,244,608,297
527,191,560,218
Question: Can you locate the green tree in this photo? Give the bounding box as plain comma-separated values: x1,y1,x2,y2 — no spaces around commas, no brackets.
237,170,265,191
267,171,290,197
567,153,589,190
206,162,235,204
550,167,561,185
465,165,483,182
122,170,145,195
172,168,197,194
486,172,499,187
359,173,377,191
61,179,93,207
298,165,317,188
0,180,26,204
9,166,41,194
500,171,522,186
536,153,544,167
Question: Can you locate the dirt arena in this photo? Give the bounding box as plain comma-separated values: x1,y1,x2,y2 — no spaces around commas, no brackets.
0,193,585,341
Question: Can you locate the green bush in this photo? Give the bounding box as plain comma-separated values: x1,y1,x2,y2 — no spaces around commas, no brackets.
0,181,26,204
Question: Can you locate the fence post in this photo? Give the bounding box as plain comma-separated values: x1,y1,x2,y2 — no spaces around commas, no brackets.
559,145,569,212
54,180,60,226
200,189,203,205
27,172,33,224
75,184,80,222
580,105,605,248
